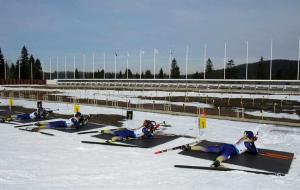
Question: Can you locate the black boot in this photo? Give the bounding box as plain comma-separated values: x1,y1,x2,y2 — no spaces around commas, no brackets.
181,144,191,151
210,160,221,168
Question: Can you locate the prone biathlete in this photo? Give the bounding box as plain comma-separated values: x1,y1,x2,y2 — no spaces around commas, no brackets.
0,108,52,122
182,131,258,167
102,120,160,142
34,112,89,131
15,108,49,120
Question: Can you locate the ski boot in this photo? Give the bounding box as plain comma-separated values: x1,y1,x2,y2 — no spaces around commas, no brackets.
210,160,221,168
181,144,191,151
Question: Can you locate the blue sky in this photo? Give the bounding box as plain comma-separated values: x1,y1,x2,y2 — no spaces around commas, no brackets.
0,0,300,73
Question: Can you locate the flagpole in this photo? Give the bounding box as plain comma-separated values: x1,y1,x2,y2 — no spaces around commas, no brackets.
50,57,52,80
92,54,95,79
203,44,206,80
270,40,272,80
126,52,129,79
153,48,156,79
73,56,75,79
83,54,85,79
64,56,67,79
114,52,117,79
4,61,6,80
103,52,106,79
169,49,172,79
139,50,142,79
31,57,33,80
185,45,189,80
297,37,300,80
42,59,44,80
56,56,58,79
224,43,226,80
18,58,20,80
246,41,249,80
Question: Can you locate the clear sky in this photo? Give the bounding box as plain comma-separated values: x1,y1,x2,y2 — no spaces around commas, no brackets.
0,0,300,73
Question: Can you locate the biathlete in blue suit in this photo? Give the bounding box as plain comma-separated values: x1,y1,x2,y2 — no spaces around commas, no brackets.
34,112,89,131
4,108,52,122
182,131,258,167
102,120,160,142
15,108,49,120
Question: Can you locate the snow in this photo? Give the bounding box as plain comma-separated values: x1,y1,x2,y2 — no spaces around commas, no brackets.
1,86,300,102
1,99,300,189
246,111,300,120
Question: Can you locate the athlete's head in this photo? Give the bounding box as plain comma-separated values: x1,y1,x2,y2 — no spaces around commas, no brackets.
143,120,151,128
244,131,257,141
74,112,82,118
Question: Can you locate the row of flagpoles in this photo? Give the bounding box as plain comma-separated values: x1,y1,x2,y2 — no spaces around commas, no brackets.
7,39,299,81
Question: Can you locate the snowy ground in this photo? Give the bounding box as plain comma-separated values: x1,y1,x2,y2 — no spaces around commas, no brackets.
2,86,300,120
1,86,300,102
1,99,300,189
245,111,300,120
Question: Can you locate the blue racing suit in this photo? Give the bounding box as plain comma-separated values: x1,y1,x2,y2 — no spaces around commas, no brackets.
205,139,258,160
113,127,154,140
47,118,81,129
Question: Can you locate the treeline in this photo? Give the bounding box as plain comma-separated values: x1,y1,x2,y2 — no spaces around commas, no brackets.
1,46,299,80
64,58,180,79
200,56,299,80
0,46,42,80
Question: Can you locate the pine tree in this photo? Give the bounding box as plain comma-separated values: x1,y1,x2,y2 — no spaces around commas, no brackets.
171,58,180,78
100,69,104,78
124,69,133,78
193,72,201,79
9,63,18,79
257,56,267,79
75,68,80,79
135,73,139,79
20,45,30,79
205,58,213,79
118,70,123,78
0,48,5,79
145,70,152,78
33,58,43,79
158,68,164,79
226,59,235,79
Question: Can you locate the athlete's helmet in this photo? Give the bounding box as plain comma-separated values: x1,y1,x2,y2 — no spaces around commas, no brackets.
143,120,150,127
74,112,82,118
244,131,254,139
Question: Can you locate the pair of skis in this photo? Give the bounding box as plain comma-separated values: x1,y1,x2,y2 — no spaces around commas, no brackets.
18,127,55,136
14,122,55,136
154,141,285,176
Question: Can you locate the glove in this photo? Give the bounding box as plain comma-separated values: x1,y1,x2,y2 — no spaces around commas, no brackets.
181,144,191,151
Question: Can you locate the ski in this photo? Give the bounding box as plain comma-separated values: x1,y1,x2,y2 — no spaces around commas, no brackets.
154,140,202,154
174,165,285,176
1,120,23,125
77,130,99,135
81,140,138,148
14,122,37,128
78,128,127,135
18,128,55,136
